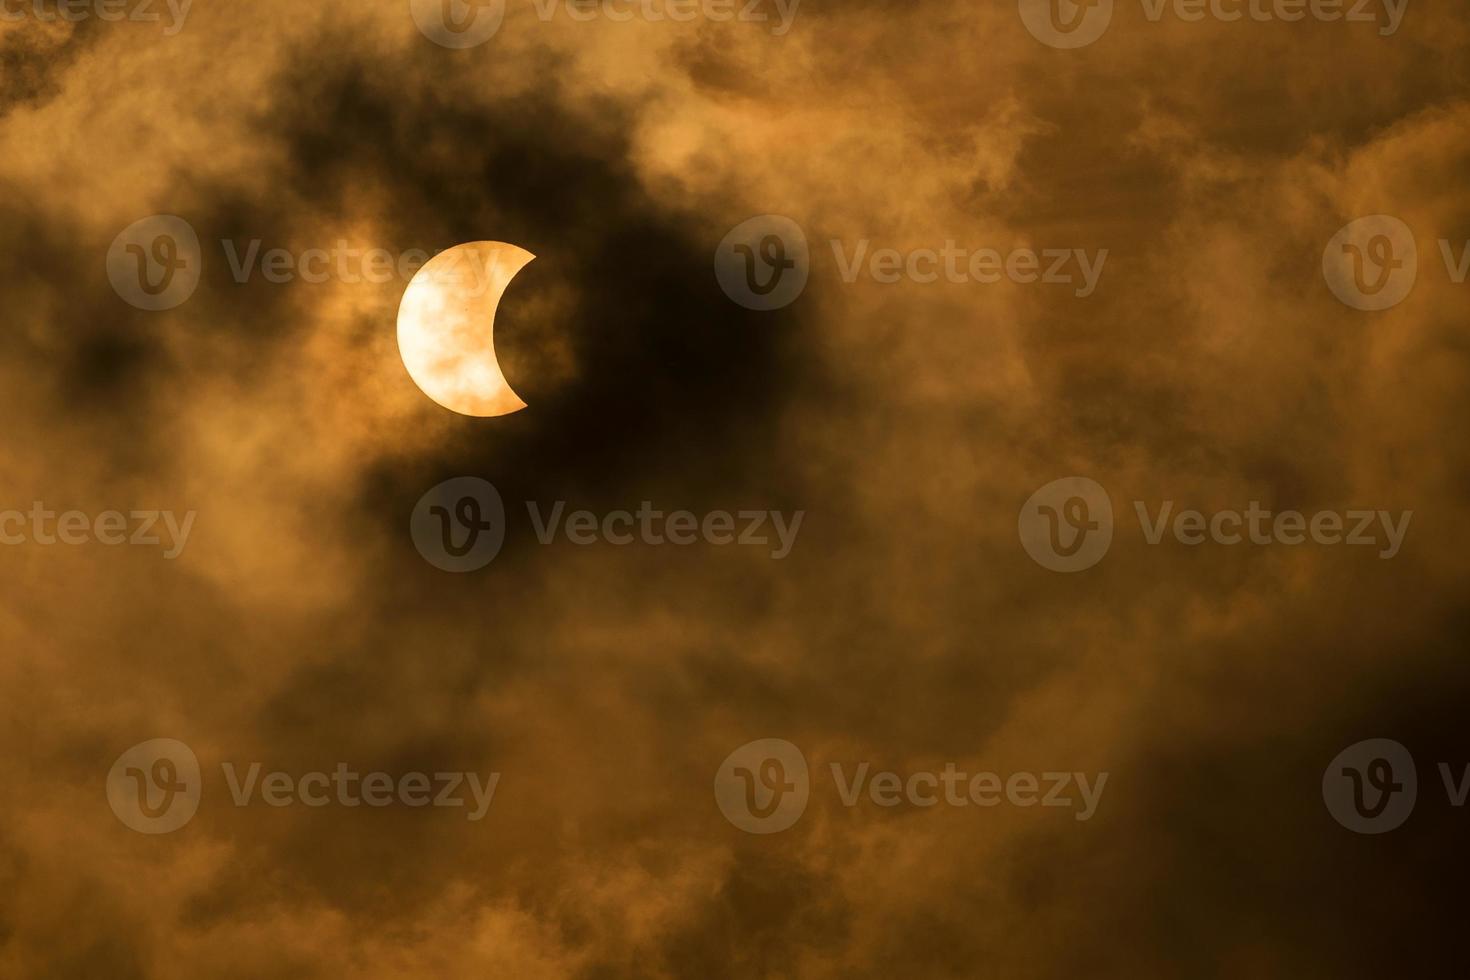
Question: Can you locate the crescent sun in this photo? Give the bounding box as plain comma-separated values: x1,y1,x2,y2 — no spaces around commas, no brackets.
397,241,534,417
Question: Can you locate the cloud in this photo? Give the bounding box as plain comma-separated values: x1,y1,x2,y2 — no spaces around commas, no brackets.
1,1,1468,976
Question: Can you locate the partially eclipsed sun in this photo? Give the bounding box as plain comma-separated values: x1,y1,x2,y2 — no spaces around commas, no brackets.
397,241,534,417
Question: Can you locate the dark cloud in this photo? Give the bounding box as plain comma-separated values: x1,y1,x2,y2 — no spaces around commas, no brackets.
2,1,1469,977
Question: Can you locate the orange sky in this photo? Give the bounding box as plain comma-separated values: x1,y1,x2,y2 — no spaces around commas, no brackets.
2,1,1468,976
